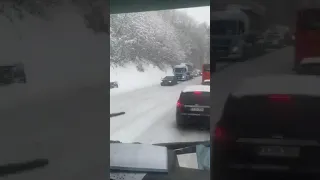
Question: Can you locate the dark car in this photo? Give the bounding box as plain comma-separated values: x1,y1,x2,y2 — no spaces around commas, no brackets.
212,75,320,179
160,76,178,86
176,85,210,127
110,81,119,89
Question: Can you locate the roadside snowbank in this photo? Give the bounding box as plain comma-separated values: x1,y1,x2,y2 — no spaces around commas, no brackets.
0,5,108,109
110,63,173,95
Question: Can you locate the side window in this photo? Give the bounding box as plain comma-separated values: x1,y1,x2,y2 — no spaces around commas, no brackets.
239,21,245,34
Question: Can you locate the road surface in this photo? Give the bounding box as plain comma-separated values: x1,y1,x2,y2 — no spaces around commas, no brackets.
110,77,210,144
110,47,293,144
0,47,294,179
110,47,294,169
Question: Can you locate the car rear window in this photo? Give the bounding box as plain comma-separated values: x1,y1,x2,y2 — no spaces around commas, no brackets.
163,76,174,80
222,95,320,136
180,91,210,106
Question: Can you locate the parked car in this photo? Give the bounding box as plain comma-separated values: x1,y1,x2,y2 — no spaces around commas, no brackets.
110,81,119,89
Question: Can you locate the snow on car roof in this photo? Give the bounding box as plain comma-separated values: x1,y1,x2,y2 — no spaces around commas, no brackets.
232,75,320,97
182,85,210,93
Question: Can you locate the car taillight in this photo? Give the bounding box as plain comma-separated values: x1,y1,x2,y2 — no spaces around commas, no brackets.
214,126,226,140
194,91,202,95
177,100,183,108
268,94,291,102
213,126,232,143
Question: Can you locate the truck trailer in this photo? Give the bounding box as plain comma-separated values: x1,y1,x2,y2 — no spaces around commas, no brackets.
211,4,265,61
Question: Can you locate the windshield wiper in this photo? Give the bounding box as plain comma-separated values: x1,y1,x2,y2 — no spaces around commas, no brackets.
110,112,125,118
0,158,49,177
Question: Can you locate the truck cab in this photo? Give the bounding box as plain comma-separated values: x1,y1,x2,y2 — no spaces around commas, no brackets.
211,5,265,61
211,10,248,61
173,63,193,81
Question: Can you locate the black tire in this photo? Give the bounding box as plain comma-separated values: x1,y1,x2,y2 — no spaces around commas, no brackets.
176,114,184,127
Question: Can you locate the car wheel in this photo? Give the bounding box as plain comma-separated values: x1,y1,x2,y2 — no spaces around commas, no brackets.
176,115,184,127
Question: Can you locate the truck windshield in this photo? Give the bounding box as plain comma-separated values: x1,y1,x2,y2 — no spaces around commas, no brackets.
174,68,186,73
211,20,237,35
300,10,320,30
203,64,210,72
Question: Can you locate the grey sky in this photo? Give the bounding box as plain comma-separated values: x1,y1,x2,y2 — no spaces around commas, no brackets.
177,6,210,25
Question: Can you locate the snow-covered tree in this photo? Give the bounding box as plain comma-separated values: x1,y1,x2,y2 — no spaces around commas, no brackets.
111,11,187,68
110,9,209,69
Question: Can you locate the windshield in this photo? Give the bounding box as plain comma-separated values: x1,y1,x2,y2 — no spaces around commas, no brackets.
110,6,210,149
225,96,320,137
211,20,237,35
300,10,320,30
203,64,210,72
163,76,174,80
174,68,186,73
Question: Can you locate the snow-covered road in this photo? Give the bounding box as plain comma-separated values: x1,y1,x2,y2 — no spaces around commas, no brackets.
110,77,209,144
110,47,294,145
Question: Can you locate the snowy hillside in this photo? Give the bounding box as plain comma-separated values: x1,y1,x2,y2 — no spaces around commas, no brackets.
109,10,210,96
0,4,108,107
110,63,173,95
110,10,210,70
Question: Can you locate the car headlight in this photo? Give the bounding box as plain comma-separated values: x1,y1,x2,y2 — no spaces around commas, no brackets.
168,81,171,82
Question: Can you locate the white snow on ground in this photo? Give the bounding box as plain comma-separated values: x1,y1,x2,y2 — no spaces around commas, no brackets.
0,5,108,109
110,47,295,143
0,4,109,179
110,63,173,95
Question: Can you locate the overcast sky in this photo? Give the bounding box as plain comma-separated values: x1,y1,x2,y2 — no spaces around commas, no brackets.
176,6,210,25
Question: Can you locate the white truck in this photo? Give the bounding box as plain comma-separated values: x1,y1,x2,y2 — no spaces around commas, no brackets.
211,4,265,61
173,63,194,81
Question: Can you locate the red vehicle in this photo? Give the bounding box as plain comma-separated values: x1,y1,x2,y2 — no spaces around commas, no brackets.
202,64,210,82
294,8,320,73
